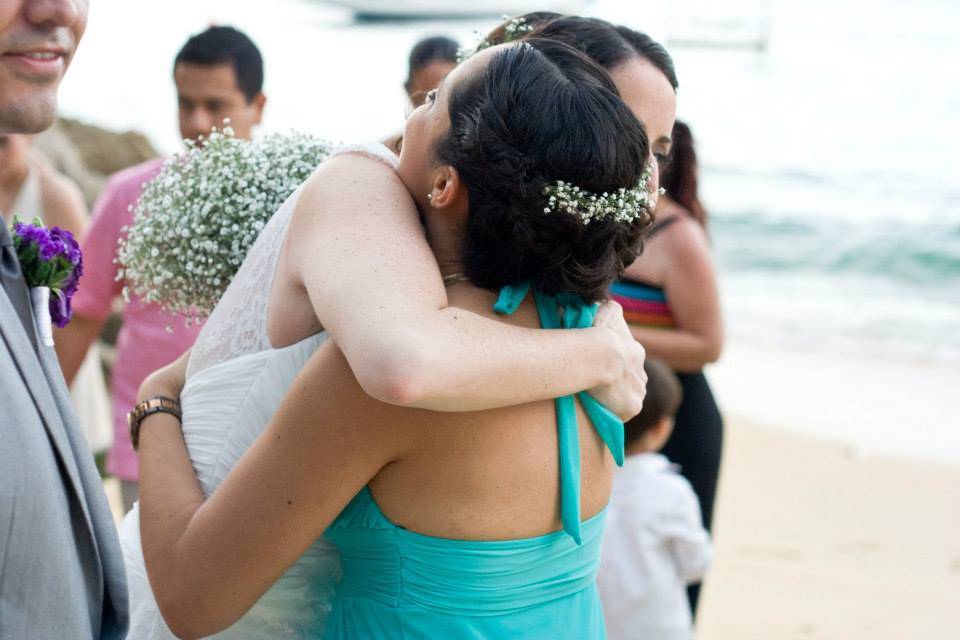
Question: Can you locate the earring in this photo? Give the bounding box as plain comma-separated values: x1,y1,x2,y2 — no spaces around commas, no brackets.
427,193,433,202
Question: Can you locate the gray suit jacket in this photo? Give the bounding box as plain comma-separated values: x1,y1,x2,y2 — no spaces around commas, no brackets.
0,286,129,637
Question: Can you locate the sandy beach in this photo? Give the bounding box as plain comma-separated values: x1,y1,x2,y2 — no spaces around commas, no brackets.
698,418,960,639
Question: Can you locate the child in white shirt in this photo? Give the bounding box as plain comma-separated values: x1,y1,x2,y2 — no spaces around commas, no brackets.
598,358,713,640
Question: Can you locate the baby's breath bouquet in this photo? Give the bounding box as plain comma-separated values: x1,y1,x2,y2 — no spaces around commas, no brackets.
117,128,332,323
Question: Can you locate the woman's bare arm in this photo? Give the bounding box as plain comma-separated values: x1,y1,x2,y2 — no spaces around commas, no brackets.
285,153,646,417
623,218,723,372
137,346,409,638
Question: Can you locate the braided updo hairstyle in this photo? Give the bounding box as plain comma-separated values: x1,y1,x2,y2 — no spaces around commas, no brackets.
435,39,653,303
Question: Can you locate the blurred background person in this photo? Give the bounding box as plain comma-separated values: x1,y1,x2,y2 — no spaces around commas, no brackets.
612,118,723,613
0,133,112,456
498,13,721,615
598,357,712,640
0,134,86,231
55,25,267,513
404,34,459,108
386,34,459,152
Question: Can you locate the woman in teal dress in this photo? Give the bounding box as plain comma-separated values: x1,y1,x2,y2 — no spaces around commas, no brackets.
133,38,657,639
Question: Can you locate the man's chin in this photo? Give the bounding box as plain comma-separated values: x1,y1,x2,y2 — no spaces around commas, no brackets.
0,93,58,135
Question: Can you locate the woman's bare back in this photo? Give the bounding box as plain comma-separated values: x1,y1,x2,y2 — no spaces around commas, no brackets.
365,283,615,541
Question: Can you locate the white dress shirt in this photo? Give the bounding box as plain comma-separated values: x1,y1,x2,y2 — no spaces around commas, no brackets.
598,453,713,640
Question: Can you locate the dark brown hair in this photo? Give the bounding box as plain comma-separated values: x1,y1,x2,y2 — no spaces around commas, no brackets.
405,36,460,92
624,358,682,447
175,26,263,103
482,11,562,45
435,39,653,303
661,120,707,227
487,15,679,91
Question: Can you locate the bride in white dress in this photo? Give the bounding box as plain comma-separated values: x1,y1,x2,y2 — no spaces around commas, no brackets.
119,148,386,637
120,47,655,635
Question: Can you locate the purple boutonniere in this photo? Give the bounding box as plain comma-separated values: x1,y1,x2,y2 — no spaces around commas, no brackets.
10,217,83,334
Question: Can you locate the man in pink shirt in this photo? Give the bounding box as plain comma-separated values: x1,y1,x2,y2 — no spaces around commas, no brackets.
56,25,267,511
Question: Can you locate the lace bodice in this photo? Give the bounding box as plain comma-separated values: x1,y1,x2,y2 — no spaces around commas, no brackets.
185,185,300,378
187,143,401,379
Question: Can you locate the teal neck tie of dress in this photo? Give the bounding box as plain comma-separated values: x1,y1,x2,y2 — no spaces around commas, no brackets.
494,282,625,545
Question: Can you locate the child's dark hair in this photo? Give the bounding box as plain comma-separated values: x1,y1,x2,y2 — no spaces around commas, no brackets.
435,39,653,303
175,26,264,102
624,358,682,447
405,36,460,90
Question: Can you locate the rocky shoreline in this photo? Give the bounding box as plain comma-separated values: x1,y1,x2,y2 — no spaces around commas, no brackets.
34,117,158,208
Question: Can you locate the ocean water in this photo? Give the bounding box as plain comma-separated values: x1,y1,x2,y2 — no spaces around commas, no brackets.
672,0,960,365
58,0,959,457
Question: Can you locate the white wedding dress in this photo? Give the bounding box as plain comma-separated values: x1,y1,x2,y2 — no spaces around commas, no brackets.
119,143,400,638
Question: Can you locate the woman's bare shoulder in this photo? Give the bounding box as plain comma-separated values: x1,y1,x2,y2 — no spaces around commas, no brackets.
35,161,82,203
657,207,710,256
288,149,421,255
303,149,410,205
34,160,87,234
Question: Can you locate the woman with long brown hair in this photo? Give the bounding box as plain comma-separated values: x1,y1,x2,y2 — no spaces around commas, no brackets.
495,15,723,614
486,12,723,610
611,119,724,612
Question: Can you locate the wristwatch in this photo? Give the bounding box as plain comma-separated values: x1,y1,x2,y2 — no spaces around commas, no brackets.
128,396,182,450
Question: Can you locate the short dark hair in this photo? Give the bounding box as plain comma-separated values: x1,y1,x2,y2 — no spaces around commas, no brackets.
406,35,460,86
174,26,264,102
488,15,679,91
624,358,682,447
435,39,653,303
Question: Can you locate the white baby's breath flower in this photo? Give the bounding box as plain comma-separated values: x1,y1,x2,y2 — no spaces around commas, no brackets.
116,129,332,322
541,162,659,226
458,15,534,62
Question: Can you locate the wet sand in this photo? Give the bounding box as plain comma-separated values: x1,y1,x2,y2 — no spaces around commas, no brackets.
698,419,960,639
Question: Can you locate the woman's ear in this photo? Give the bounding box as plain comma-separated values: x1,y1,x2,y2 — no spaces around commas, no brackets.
427,165,464,209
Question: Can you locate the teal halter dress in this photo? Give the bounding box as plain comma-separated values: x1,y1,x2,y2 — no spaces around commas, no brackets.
323,283,624,639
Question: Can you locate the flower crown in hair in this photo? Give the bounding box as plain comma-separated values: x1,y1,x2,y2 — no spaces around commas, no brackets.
543,163,662,225
457,15,534,63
